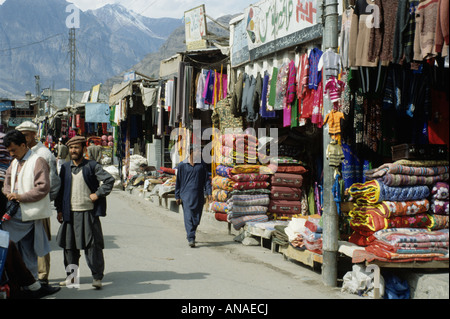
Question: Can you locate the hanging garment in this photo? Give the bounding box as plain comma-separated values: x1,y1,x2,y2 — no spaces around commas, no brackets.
196,69,208,110
414,0,440,60
340,7,355,69
318,48,343,80
308,48,323,90
267,67,279,111
349,0,381,67
311,81,324,128
231,72,244,116
325,76,346,103
274,63,289,110
296,52,309,100
286,60,296,104
260,71,276,118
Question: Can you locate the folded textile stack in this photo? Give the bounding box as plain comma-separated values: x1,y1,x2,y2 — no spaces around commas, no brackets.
364,228,449,262
0,133,11,182
268,164,307,220
218,163,272,229
227,193,270,230
347,178,445,247
299,215,323,254
211,166,234,222
218,133,260,166
365,162,449,187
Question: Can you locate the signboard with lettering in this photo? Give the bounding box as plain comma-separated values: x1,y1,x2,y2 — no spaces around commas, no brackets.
184,5,208,51
238,0,339,60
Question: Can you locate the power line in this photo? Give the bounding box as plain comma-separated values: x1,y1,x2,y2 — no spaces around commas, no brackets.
0,33,63,53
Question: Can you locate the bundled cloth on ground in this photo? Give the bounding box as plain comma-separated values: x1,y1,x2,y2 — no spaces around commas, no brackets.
298,216,323,254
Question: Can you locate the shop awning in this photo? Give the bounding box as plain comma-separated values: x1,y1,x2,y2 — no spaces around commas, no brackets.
109,81,133,106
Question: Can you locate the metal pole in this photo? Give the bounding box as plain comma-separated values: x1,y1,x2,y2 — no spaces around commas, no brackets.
321,0,339,287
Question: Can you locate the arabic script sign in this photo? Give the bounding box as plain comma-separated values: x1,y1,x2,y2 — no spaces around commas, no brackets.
245,0,318,51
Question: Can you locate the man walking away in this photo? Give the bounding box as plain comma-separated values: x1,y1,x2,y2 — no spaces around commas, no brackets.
16,121,60,286
87,140,102,163
175,144,212,248
55,136,115,289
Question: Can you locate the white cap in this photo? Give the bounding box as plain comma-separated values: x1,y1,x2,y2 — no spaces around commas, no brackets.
16,121,38,133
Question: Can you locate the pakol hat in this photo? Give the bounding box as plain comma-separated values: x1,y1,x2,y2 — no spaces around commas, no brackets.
16,121,38,132
66,135,87,147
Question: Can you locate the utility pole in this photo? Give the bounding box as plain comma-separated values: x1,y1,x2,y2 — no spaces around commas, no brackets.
69,27,76,107
35,75,41,116
321,0,339,287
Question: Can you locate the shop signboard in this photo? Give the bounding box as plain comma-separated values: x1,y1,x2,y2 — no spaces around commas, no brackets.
0,101,14,112
85,103,110,123
184,5,208,51
243,0,325,60
231,17,251,67
8,117,33,127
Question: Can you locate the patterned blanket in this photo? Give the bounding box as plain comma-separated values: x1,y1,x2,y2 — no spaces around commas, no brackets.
212,176,235,191
228,206,268,217
374,228,449,245
349,209,433,233
228,194,270,206
212,189,229,202
216,165,232,178
232,181,270,190
348,180,430,205
211,201,229,213
230,173,270,182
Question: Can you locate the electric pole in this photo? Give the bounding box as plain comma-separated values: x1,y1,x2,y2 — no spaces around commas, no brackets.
69,27,76,107
321,0,339,287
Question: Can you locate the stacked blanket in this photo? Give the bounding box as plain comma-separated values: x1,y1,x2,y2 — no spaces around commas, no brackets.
211,166,234,221
364,228,449,261
365,163,449,187
218,133,259,165
227,193,270,230
348,176,448,247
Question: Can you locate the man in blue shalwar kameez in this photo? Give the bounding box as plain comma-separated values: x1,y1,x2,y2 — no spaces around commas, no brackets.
175,145,212,247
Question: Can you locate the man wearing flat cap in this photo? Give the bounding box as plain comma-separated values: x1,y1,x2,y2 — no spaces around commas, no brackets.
55,135,115,289
16,120,61,287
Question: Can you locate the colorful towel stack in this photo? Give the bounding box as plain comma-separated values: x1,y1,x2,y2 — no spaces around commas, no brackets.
0,132,11,183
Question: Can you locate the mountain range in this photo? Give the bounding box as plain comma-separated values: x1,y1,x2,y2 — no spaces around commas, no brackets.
0,0,183,99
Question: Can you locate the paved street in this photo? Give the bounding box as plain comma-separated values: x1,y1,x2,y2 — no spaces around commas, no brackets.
43,189,361,300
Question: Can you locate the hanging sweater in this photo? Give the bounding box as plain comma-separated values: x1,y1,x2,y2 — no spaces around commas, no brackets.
414,0,439,60
435,0,449,54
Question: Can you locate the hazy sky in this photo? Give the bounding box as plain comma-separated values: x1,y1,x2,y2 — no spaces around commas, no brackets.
0,0,256,19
